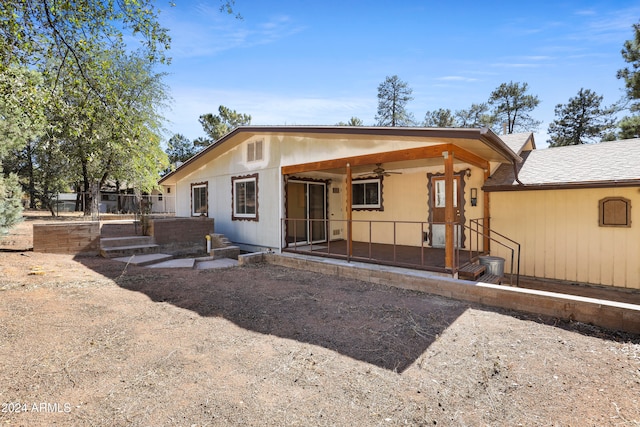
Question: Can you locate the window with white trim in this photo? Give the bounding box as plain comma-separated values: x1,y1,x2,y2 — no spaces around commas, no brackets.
191,182,208,216
352,178,381,210
247,140,263,162
232,174,258,220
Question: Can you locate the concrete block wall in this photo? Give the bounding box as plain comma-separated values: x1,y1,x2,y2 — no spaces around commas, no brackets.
33,222,101,255
149,217,214,254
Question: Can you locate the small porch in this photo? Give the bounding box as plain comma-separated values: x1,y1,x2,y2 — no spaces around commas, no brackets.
281,217,521,286
284,235,475,272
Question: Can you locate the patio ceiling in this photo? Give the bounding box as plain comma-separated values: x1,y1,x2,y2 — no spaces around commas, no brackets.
279,127,520,176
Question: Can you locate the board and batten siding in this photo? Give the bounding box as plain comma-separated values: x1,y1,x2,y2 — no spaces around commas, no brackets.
490,187,640,289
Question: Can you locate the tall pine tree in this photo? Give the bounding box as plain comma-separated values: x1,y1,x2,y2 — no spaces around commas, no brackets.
547,88,616,147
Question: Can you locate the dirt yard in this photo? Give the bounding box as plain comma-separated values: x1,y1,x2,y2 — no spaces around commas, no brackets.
1,214,639,426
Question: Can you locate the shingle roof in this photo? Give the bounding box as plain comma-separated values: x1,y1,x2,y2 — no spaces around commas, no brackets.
484,138,640,190
498,132,535,155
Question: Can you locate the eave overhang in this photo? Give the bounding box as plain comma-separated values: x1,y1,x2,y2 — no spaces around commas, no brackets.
483,180,640,192
159,126,521,185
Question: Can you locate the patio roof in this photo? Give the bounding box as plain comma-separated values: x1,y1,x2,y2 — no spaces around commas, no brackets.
159,126,522,185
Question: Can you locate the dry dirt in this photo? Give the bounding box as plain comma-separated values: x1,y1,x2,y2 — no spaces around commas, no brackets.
0,213,639,426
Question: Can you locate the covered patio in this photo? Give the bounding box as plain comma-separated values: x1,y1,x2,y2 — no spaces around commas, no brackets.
280,127,522,278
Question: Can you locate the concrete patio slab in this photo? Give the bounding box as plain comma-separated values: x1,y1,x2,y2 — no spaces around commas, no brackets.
112,253,173,266
148,258,196,268
196,258,238,269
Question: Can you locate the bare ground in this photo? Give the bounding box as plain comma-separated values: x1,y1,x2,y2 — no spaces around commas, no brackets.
0,214,639,426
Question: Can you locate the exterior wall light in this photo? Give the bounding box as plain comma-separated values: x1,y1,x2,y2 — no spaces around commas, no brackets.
470,188,478,206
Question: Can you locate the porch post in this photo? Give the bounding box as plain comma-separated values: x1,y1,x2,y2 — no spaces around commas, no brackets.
483,168,491,253
444,151,455,270
346,163,353,258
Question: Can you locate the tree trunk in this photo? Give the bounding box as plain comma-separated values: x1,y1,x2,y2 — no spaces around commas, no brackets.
26,142,36,209
90,182,100,220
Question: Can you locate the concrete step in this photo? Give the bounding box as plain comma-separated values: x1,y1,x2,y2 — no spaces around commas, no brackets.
147,257,196,269
100,236,154,249
208,233,234,249
100,243,160,258
112,253,174,266
212,245,240,260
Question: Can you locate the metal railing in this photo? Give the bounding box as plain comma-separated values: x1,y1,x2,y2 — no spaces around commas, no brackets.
283,217,467,274
282,217,521,285
465,218,521,286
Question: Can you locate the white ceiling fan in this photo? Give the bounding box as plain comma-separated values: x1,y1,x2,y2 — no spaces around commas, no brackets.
356,163,402,177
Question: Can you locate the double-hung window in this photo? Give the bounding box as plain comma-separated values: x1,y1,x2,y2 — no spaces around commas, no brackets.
191,182,208,216
232,174,259,221
352,178,382,210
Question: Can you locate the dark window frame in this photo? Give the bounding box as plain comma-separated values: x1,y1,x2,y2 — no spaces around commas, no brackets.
351,177,383,211
232,173,259,221
599,197,631,227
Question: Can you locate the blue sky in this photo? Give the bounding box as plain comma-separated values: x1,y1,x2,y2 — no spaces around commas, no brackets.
157,1,640,148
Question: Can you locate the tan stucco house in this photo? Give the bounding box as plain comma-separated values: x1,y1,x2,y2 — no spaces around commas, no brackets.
159,126,639,290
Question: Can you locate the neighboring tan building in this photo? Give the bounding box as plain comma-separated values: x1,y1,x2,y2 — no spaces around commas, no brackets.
484,137,640,289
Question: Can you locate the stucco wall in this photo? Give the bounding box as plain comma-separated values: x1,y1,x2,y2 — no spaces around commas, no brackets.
350,165,486,248
490,187,640,289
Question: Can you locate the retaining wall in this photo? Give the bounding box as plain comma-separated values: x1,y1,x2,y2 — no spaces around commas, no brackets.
265,252,640,335
33,222,101,255
148,217,214,254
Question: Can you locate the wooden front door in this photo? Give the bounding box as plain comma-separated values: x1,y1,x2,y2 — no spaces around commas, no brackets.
430,175,463,248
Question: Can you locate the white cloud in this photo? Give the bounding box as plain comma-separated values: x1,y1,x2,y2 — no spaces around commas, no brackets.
518,56,553,61
161,6,305,59
574,8,596,16
567,6,640,44
436,76,479,82
490,63,542,68
164,86,375,139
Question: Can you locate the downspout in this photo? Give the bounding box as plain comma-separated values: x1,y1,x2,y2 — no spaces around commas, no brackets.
512,159,524,186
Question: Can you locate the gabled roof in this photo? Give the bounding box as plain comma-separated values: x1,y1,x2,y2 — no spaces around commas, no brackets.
160,126,522,185
498,132,536,155
484,138,640,191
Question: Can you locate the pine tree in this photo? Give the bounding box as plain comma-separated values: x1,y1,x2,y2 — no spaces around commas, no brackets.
423,109,456,127
547,88,616,147
488,81,541,134
615,21,640,140
0,174,23,235
375,75,415,126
